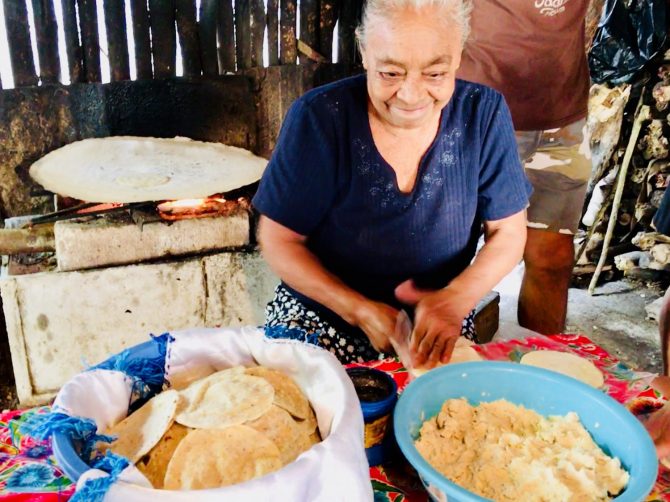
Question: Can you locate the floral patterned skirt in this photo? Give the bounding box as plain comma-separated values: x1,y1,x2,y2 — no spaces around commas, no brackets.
265,284,477,364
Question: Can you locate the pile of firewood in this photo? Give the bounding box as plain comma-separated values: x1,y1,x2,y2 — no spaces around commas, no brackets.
576,49,670,293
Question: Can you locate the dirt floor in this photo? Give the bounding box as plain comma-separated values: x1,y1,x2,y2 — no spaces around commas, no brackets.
0,329,18,411
0,377,17,412
497,263,665,375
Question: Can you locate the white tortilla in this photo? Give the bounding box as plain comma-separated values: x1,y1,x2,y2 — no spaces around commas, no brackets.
520,350,605,388
175,373,274,429
29,136,267,203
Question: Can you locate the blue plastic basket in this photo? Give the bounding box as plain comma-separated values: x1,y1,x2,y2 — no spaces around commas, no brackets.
394,361,658,502
52,339,164,482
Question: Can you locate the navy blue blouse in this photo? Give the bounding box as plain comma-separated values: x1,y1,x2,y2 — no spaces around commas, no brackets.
253,74,532,313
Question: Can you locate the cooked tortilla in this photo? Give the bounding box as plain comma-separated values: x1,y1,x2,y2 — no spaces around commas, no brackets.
29,136,267,202
246,405,309,466
175,372,274,429
245,366,311,419
105,389,180,463
163,425,282,490
137,423,191,488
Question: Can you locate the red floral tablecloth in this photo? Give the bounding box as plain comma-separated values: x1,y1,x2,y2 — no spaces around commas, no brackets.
0,334,667,501
0,407,74,501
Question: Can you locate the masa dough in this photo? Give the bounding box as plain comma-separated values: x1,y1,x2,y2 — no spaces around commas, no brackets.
520,350,605,388
415,398,629,501
29,136,268,203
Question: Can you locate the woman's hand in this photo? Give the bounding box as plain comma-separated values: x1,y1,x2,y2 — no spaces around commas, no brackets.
352,300,400,353
645,376,670,462
259,216,397,354
645,402,670,462
395,280,470,368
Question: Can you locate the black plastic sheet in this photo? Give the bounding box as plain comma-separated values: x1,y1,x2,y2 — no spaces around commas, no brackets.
589,0,667,84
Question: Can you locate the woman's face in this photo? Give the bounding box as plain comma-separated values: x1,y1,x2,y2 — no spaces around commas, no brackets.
362,6,463,130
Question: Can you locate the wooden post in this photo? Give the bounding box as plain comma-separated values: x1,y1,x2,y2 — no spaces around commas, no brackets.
77,0,101,82
279,0,297,65
0,226,55,255
235,0,252,70
61,0,84,83
130,0,153,80
3,0,38,86
319,0,339,62
199,0,218,76
176,0,201,77
589,99,651,294
149,0,177,78
266,0,279,66
103,0,130,81
299,0,319,63
250,0,265,67
31,0,61,83
217,0,236,72
338,0,361,64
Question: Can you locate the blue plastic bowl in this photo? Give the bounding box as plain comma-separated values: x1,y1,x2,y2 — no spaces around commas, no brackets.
394,361,658,502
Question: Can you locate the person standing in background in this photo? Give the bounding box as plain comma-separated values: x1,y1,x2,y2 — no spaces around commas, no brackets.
458,0,592,334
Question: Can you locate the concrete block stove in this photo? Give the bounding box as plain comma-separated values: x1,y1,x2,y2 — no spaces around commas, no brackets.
0,201,277,405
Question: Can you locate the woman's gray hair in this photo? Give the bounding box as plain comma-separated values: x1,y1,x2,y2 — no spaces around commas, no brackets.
355,0,472,50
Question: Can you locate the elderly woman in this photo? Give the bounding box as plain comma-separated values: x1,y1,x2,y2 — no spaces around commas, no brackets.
253,0,532,367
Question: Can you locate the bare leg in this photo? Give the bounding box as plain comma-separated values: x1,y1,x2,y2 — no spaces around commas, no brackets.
518,228,575,334
659,286,670,376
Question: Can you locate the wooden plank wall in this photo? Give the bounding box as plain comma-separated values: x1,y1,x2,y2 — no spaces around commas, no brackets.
1,0,364,88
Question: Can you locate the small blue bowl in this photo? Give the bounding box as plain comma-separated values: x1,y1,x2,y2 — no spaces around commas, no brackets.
346,367,398,467
394,361,658,502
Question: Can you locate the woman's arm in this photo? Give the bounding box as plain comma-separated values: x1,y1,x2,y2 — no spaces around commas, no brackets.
396,210,527,367
258,215,398,351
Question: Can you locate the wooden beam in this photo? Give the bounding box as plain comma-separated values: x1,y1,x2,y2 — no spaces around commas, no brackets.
589,99,651,294
130,0,152,80
279,0,297,65
266,0,279,66
297,39,326,63
31,0,61,83
3,0,38,86
198,0,218,76
0,226,55,255
61,0,84,82
176,0,201,77
319,0,339,62
234,0,251,70
299,0,318,64
77,0,101,82
337,0,360,64
250,0,265,67
103,0,130,81
149,0,177,78
217,0,235,72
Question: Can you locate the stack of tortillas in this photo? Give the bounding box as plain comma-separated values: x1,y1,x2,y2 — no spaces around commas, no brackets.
29,136,268,203
103,366,320,490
